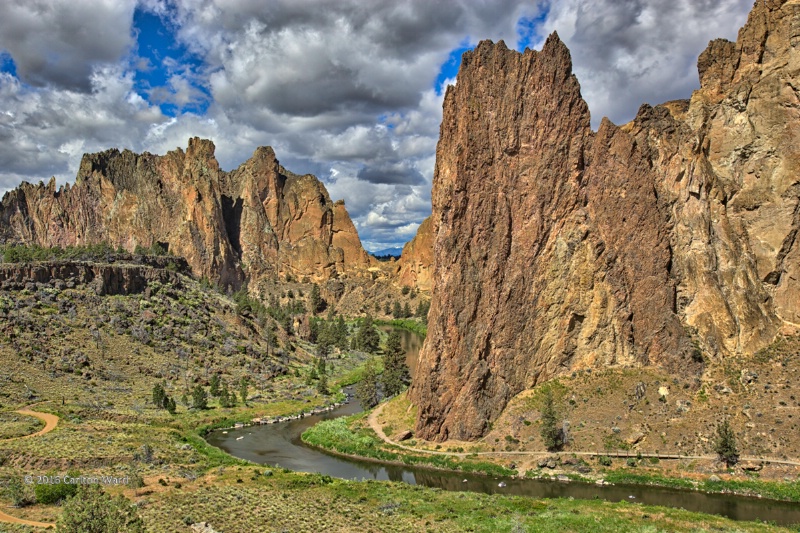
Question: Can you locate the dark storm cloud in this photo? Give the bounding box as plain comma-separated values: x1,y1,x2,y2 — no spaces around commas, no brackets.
357,163,427,186
0,1,137,91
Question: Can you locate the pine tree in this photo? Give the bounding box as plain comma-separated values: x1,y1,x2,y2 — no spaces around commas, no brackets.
209,374,221,397
354,314,380,353
152,383,166,408
392,301,402,319
310,283,323,314
539,388,562,451
402,302,411,319
382,330,410,397
335,315,349,350
714,419,739,467
165,396,177,414
317,371,329,395
191,384,208,410
355,359,379,409
239,377,249,406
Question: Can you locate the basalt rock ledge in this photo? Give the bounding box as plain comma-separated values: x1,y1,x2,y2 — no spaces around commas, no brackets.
410,0,800,441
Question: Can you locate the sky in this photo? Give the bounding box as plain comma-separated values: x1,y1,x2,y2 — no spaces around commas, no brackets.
0,1,752,252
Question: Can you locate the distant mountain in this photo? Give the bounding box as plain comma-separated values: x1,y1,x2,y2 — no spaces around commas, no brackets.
370,247,403,257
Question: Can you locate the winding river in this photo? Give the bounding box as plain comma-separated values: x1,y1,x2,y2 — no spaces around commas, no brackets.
207,328,800,526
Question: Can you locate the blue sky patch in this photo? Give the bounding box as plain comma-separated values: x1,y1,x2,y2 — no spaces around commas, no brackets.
435,45,471,95
0,52,17,77
516,8,549,51
132,7,210,116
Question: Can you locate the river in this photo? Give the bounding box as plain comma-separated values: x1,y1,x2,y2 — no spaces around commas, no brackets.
206,327,800,526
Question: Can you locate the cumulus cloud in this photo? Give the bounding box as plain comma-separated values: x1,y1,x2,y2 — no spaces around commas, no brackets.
535,0,751,126
0,0,758,249
0,0,137,91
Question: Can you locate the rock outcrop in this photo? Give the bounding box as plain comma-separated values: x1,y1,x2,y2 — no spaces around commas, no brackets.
396,216,433,291
0,259,187,295
0,139,375,288
411,0,800,441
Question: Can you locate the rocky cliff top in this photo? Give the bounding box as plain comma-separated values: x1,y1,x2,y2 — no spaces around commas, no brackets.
0,138,375,289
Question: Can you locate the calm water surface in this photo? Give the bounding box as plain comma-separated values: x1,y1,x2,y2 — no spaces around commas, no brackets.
207,328,800,526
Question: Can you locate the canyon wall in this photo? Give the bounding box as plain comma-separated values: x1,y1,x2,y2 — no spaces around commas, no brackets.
0,138,375,288
411,0,800,441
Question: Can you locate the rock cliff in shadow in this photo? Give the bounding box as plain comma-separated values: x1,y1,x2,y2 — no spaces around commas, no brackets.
411,0,800,441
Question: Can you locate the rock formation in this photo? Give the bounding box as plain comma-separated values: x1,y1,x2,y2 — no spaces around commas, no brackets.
396,216,433,291
0,259,187,296
411,0,800,441
0,138,374,288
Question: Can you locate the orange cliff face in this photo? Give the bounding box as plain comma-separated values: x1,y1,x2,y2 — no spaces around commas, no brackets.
396,216,433,292
0,138,375,288
410,0,800,442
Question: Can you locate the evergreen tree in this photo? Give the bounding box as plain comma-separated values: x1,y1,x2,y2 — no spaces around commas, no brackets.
355,359,379,409
392,301,402,319
209,374,221,397
382,330,410,397
402,302,411,319
335,315,349,350
310,283,323,314
539,388,562,451
219,381,235,408
282,314,294,335
317,371,329,395
384,301,391,315
354,314,380,353
239,377,249,406
714,419,739,467
415,300,431,324
309,318,319,343
191,384,208,410
56,484,145,533
152,383,166,408
165,396,177,414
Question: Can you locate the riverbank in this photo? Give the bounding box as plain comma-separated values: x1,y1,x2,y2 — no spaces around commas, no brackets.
301,394,800,505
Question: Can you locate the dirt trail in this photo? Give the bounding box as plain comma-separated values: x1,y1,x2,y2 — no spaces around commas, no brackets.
11,409,59,440
367,401,800,466
0,407,59,528
0,509,54,529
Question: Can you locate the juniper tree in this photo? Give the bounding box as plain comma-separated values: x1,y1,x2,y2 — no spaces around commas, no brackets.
714,419,739,467
209,374,221,397
356,359,379,409
539,388,563,451
310,283,323,314
354,314,380,353
152,383,166,408
56,484,144,533
191,384,208,410
382,330,410,397
239,377,249,406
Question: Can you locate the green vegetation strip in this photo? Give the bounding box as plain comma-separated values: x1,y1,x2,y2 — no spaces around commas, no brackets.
375,318,427,338
603,471,800,502
302,416,511,477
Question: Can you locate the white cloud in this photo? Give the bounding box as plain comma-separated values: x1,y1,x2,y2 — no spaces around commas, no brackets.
0,0,758,248
536,0,751,127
